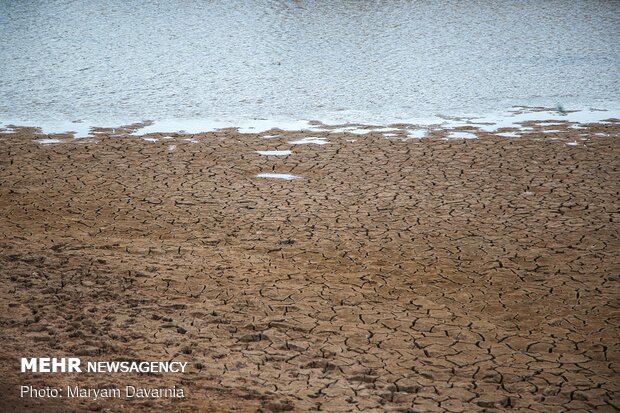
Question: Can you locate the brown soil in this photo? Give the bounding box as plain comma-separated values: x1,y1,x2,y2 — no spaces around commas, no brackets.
0,123,618,412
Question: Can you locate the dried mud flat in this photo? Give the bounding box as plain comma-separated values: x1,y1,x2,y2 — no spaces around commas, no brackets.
0,123,619,412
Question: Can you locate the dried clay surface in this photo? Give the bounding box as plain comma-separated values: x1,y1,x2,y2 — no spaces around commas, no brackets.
0,123,618,412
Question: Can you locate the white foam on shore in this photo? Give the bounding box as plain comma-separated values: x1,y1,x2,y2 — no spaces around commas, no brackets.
132,119,226,134
126,108,613,138
435,108,618,133
311,126,369,134
143,137,158,142
256,150,292,156
256,173,299,180
385,129,424,140
289,137,329,145
443,131,478,140
496,131,521,138
322,126,401,135
2,107,618,139
35,138,62,144
132,119,312,135
407,130,427,139
535,122,566,127
320,127,370,135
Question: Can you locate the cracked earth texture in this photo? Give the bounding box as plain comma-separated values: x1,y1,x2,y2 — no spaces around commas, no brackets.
0,122,618,412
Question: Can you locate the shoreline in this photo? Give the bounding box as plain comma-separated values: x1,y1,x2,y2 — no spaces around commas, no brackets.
2,106,619,139
1,124,618,412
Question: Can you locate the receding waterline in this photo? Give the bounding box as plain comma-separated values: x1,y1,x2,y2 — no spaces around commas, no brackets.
2,107,618,139
443,131,478,140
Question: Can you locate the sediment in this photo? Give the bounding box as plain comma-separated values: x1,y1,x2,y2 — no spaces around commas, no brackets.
0,122,618,412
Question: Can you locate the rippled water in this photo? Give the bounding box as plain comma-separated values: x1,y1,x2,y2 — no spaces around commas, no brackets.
1,0,618,132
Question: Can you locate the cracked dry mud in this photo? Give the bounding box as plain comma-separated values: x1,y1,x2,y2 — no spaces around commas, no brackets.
0,123,618,412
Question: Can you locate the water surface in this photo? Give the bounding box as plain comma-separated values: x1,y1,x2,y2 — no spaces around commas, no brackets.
1,0,618,132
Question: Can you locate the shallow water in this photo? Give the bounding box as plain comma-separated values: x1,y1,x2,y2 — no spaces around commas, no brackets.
1,0,618,133
256,173,299,180
496,132,521,138
443,131,478,140
407,130,427,139
289,137,330,145
256,150,292,156
34,138,62,144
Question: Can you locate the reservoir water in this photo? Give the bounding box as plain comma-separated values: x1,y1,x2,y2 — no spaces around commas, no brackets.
1,0,618,134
